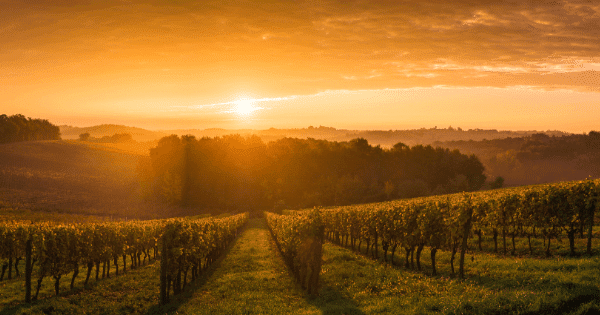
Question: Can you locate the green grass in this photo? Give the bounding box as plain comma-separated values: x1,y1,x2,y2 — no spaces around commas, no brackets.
0,257,160,315
2,219,599,314
166,218,321,314
166,218,600,314
468,227,600,258
319,241,600,314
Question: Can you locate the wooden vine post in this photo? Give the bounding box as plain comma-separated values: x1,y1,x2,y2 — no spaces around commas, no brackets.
304,220,324,297
25,238,32,303
159,232,169,305
459,196,474,279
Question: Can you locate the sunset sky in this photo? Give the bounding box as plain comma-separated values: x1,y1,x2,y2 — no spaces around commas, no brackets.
1,0,599,132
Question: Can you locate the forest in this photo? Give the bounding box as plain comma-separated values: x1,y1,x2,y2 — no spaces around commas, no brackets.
437,131,600,186
139,135,487,212
79,132,134,143
0,114,61,143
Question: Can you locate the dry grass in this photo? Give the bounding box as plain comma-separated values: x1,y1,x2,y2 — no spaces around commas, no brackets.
0,140,167,219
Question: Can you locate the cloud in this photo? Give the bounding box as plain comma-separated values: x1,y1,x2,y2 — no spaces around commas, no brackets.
1,0,600,96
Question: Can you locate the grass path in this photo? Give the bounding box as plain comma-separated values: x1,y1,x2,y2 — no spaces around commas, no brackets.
168,218,321,315
318,241,600,315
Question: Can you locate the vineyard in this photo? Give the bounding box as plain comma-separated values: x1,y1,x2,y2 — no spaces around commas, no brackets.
0,214,248,306
0,179,599,314
321,179,600,277
265,210,324,296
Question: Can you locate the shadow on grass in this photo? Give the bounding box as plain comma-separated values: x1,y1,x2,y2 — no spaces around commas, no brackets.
0,259,160,315
470,274,600,315
326,240,445,278
145,222,249,315
264,219,365,315
0,300,29,315
325,240,600,315
307,286,366,315
523,292,600,315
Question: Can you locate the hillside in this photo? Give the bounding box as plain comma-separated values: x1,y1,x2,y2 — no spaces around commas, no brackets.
59,124,168,141
161,126,570,147
61,124,570,147
0,140,165,218
54,124,594,189
435,132,600,186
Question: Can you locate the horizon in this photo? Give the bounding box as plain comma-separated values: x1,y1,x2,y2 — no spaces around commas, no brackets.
2,1,599,133
56,121,577,135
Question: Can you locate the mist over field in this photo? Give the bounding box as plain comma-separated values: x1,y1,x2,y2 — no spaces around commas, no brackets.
0,117,598,219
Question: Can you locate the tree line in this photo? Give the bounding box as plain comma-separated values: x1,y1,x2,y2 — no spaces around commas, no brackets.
139,135,486,212
0,114,61,143
79,132,134,143
437,131,600,186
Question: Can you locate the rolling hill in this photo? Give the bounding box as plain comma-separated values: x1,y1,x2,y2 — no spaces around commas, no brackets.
0,140,165,219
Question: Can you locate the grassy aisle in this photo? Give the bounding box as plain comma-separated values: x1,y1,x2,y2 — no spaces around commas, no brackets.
169,218,321,315
318,242,600,315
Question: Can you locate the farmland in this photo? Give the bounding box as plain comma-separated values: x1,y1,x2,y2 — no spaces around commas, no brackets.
1,215,599,315
1,140,599,314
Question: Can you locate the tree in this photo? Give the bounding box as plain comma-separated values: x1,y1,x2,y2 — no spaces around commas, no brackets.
143,135,487,212
490,176,504,189
79,133,91,141
0,114,60,143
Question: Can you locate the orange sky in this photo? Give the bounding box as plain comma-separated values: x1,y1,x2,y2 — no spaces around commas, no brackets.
1,0,599,132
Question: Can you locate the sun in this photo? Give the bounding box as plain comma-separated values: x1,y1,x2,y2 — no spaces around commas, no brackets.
233,98,256,115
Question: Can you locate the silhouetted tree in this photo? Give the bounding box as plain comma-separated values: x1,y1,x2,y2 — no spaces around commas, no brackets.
142,135,487,212
439,131,600,186
79,133,90,141
490,176,505,189
0,114,60,143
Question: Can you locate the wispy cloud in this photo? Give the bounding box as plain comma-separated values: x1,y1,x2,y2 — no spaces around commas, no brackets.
171,95,302,115
2,0,600,119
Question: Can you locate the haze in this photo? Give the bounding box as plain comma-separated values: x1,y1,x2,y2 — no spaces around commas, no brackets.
2,0,599,132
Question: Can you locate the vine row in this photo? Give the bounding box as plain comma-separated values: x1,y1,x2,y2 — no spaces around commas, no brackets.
0,213,249,304
159,213,248,304
265,210,323,296
320,179,599,277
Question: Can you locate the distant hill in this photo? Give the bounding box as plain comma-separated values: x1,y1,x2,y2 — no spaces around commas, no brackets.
2,128,587,218
165,126,570,148
60,124,168,141
73,124,567,146
435,132,600,186
249,126,569,148
61,124,570,147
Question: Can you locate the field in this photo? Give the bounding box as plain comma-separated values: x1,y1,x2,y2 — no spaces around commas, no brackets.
1,217,599,315
1,140,599,314
0,140,181,219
